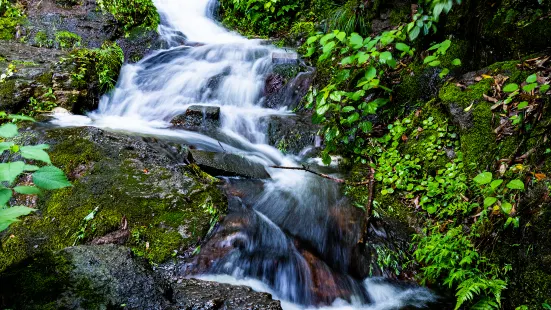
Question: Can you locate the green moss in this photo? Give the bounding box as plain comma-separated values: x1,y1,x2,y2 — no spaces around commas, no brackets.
389,6,410,26
97,0,160,32
439,79,495,174
0,128,226,272
34,30,54,48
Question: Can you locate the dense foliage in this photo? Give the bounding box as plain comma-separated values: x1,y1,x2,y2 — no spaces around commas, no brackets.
96,0,160,32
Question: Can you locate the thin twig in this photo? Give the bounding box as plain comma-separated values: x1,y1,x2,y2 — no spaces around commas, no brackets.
218,141,227,153
270,165,371,186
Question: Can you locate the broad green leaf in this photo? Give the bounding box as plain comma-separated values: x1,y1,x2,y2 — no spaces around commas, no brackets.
357,52,370,64
32,166,72,190
409,26,420,41
379,51,393,62
0,142,14,154
506,179,525,190
336,31,346,42
501,201,513,215
423,55,437,64
438,68,450,78
490,179,504,190
349,33,364,49
526,74,537,84
320,33,336,45
322,41,336,54
451,58,462,66
540,84,550,93
20,145,52,164
24,165,40,172
359,121,372,133
346,112,360,123
0,123,18,138
306,35,319,45
429,60,441,67
341,56,354,65
503,83,519,93
365,66,377,81
305,46,316,58
14,186,42,195
0,206,35,232
517,101,529,109
522,83,537,92
483,197,498,208
395,43,410,52
342,106,355,113
7,114,35,122
0,187,12,206
0,161,26,184
473,172,493,185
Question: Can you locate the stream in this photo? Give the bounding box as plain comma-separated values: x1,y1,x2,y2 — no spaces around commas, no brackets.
52,0,437,309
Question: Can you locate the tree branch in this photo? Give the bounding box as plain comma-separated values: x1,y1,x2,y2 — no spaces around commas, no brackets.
269,165,371,186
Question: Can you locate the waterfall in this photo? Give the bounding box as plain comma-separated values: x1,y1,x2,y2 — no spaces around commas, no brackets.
52,0,436,309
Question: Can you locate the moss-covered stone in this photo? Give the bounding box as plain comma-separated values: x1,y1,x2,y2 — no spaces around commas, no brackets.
0,126,227,272
439,79,495,173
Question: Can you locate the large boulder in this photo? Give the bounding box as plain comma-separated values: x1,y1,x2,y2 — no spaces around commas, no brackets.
171,105,221,130
0,244,283,309
264,63,315,110
0,125,227,272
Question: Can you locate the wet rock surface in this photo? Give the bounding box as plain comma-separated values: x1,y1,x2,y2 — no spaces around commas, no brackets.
171,105,221,130
264,63,315,110
0,244,283,310
261,113,321,156
189,149,271,179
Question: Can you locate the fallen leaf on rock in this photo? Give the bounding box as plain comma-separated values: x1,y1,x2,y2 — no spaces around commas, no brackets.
484,94,499,103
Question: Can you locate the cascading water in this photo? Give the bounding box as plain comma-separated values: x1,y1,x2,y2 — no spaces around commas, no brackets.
52,0,437,309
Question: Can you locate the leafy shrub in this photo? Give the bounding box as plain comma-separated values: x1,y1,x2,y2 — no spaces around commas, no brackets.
54,31,82,49
96,0,160,32
69,42,124,92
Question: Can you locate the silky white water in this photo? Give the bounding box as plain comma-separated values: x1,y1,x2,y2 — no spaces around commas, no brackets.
52,0,436,308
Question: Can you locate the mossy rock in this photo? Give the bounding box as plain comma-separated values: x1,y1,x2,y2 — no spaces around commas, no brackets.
0,126,227,272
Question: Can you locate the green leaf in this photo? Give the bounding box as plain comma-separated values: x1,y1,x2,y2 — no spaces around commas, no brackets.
359,121,372,133
473,172,493,185
517,101,529,109
32,166,72,190
349,33,363,49
540,84,550,93
14,186,42,195
429,60,441,67
0,187,13,206
0,123,18,138
336,31,346,42
365,66,377,81
0,161,26,184
24,165,40,172
346,112,360,123
506,179,525,190
342,106,355,113
357,52,370,64
379,51,393,62
7,114,35,122
484,197,498,208
439,68,450,78
395,43,410,52
306,35,319,45
319,33,336,45
522,83,537,92
423,55,437,64
526,74,537,84
0,206,35,232
0,142,14,154
451,58,462,66
490,179,504,190
501,201,513,215
503,83,519,93
322,41,336,54
409,26,420,41
20,145,52,164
